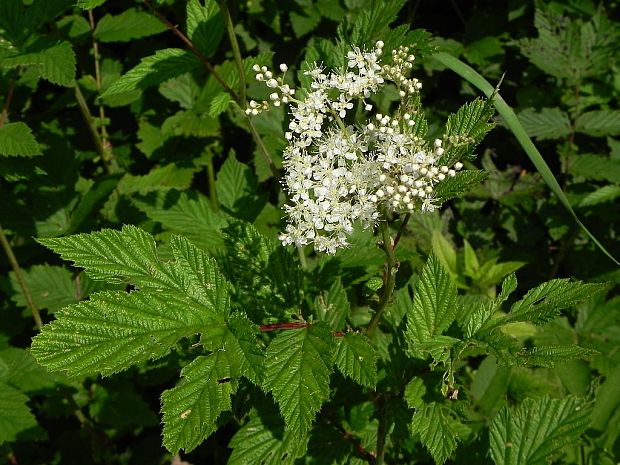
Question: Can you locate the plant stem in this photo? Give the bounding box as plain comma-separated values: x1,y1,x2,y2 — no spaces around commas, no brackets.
0,225,43,329
206,154,219,211
297,246,308,270
366,222,398,337
0,72,17,127
87,10,118,174
143,0,280,178
217,0,245,103
374,396,387,465
393,213,410,249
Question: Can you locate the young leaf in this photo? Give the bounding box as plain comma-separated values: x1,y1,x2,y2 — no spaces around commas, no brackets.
215,152,265,221
161,351,237,453
406,254,458,350
579,185,620,207
1,41,76,86
334,333,377,388
0,383,39,445
228,408,307,465
186,0,224,57
0,122,41,157
315,278,349,331
575,110,620,137
518,108,572,140
411,403,462,464
31,290,223,377
94,9,167,43
506,279,606,325
263,324,334,442
489,396,592,465
102,48,201,97
522,345,596,367
404,377,426,409
434,170,488,202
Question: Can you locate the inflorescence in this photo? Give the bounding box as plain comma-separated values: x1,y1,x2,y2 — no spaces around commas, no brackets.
248,41,463,254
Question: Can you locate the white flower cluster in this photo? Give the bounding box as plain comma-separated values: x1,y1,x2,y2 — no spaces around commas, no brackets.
249,42,463,254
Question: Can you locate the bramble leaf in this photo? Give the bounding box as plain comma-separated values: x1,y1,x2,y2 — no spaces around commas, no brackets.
0,41,76,86
334,333,377,388
490,396,591,465
102,48,201,97
518,108,572,140
94,8,166,42
263,324,334,443
161,351,236,453
406,254,458,353
186,0,224,57
411,403,463,464
0,122,41,157
31,290,222,377
0,383,39,445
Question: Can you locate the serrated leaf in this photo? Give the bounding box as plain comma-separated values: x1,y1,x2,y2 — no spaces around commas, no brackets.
406,254,458,351
263,325,334,442
523,345,596,367
76,0,106,9
575,110,620,137
37,225,170,286
431,231,457,276
94,9,166,42
0,122,41,157
161,351,236,453
186,0,224,57
209,91,231,117
101,48,201,97
0,383,39,445
1,41,76,86
506,279,606,325
228,408,307,465
443,98,495,161
579,185,620,207
518,108,572,140
490,396,591,465
411,403,461,464
434,170,488,201
315,278,349,331
216,152,265,221
570,154,620,183
31,290,222,377
0,348,58,393
201,312,264,384
334,333,377,388
138,193,227,253
404,377,426,409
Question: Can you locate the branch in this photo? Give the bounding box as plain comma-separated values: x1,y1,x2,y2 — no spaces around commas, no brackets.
0,71,17,127
259,321,344,337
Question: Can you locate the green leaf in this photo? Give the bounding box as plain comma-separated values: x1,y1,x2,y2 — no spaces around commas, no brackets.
94,9,167,42
404,377,426,410
462,239,479,277
431,231,457,276
0,383,38,445
1,41,76,86
314,278,349,331
263,324,334,442
490,396,592,465
406,254,458,350
101,48,201,97
506,279,606,325
216,152,265,221
209,91,231,117
575,110,620,137
579,185,620,207
518,108,572,140
431,52,618,265
411,403,462,464
570,154,620,183
186,0,224,57
334,333,377,388
161,351,236,453
228,408,307,465
523,345,596,367
76,0,106,9
31,290,222,377
0,348,58,393
137,193,227,254
434,170,488,202
0,122,41,157
201,312,264,385
443,98,495,161
37,225,169,286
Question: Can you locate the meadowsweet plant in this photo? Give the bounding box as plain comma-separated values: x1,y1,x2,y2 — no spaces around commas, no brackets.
2,1,617,464
248,42,464,254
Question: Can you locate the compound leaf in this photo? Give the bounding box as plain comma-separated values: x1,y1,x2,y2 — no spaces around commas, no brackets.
490,396,592,465
161,351,236,453
263,324,334,443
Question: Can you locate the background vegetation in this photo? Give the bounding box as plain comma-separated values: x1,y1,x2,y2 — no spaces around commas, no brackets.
1,0,619,464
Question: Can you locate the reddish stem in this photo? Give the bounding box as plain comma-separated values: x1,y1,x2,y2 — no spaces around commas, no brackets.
259,322,344,337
